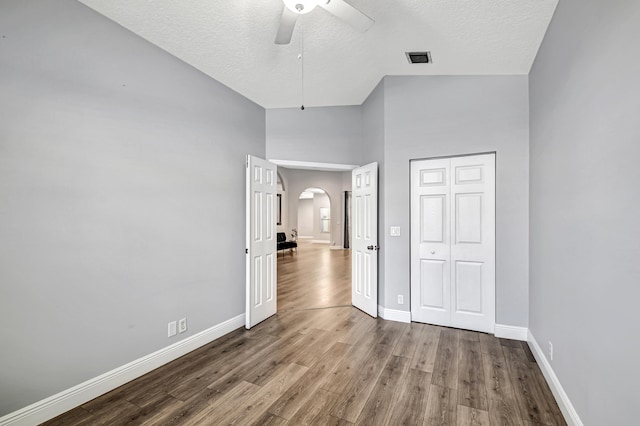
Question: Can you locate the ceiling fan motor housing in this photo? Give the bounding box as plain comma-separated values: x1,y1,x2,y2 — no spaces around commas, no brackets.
282,0,318,14
276,0,373,45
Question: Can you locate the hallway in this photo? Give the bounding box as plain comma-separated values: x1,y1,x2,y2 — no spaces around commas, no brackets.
277,240,351,312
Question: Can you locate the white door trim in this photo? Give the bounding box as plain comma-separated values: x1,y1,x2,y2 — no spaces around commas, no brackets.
268,159,359,172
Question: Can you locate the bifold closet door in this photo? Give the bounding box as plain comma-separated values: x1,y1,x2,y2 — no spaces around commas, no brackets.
410,154,495,334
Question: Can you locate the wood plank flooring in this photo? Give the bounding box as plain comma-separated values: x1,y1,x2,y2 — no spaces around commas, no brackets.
44,242,565,425
276,240,351,312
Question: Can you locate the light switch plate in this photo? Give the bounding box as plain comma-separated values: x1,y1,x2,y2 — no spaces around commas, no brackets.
390,226,401,237
168,321,177,337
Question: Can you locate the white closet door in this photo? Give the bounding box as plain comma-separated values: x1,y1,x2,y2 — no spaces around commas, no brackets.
449,154,495,332
410,158,452,327
411,154,495,334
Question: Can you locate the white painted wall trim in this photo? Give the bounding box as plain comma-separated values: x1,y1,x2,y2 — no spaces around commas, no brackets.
311,240,330,244
0,314,245,426
269,159,359,172
528,332,584,426
494,324,528,341
378,305,411,323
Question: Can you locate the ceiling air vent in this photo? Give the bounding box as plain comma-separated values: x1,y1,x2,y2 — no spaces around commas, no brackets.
406,51,432,64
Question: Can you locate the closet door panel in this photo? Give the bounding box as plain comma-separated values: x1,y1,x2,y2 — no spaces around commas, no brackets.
411,154,495,334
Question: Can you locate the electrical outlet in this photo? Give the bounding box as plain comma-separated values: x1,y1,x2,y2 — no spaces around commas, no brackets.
178,318,187,333
548,340,553,361
397,295,404,305
168,321,177,337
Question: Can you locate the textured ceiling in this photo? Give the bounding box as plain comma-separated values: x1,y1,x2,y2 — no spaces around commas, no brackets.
78,0,558,108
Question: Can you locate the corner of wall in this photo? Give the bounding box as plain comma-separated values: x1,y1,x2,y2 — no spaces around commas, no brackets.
527,331,584,426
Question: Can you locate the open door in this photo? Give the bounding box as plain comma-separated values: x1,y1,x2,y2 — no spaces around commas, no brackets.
351,162,378,317
246,155,277,329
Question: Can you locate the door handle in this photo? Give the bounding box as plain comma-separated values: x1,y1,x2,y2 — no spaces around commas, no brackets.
367,245,380,251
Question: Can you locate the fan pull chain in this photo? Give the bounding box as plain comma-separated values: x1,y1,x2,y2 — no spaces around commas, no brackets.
299,27,305,110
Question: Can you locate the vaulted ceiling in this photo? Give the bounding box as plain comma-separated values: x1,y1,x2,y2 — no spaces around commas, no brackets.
78,0,558,108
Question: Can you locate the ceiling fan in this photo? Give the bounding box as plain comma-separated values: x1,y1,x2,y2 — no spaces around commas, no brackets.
275,0,374,45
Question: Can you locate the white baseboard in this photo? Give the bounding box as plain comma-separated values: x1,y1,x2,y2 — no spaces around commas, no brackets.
329,245,345,250
0,314,245,426
297,236,313,239
528,332,583,426
311,240,330,244
377,305,411,323
494,324,528,341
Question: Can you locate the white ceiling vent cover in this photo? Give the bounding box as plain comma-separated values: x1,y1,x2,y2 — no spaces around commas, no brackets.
406,51,432,64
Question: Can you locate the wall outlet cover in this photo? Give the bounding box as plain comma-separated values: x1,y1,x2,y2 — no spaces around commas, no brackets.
178,318,187,333
390,226,401,237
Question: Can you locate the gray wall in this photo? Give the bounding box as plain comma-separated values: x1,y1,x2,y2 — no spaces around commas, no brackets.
529,1,640,424
0,0,264,415
266,106,363,165
383,76,530,326
266,78,529,324
297,198,314,237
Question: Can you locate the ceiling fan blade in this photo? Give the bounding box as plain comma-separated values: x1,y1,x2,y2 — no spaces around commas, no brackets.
318,0,374,32
275,7,299,45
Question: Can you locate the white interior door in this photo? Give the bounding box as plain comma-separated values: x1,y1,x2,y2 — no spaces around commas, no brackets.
246,155,277,329
351,162,378,317
411,153,495,333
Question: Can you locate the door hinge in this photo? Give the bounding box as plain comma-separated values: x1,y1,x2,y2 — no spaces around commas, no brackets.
245,248,248,254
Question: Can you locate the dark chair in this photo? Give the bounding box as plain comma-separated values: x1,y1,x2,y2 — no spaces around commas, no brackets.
277,232,297,255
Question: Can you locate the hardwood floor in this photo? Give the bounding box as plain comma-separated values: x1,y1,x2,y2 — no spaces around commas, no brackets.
44,242,566,425
276,239,351,312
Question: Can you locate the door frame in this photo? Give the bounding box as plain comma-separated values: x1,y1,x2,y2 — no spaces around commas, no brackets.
266,160,379,319
268,159,359,314
409,151,497,332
